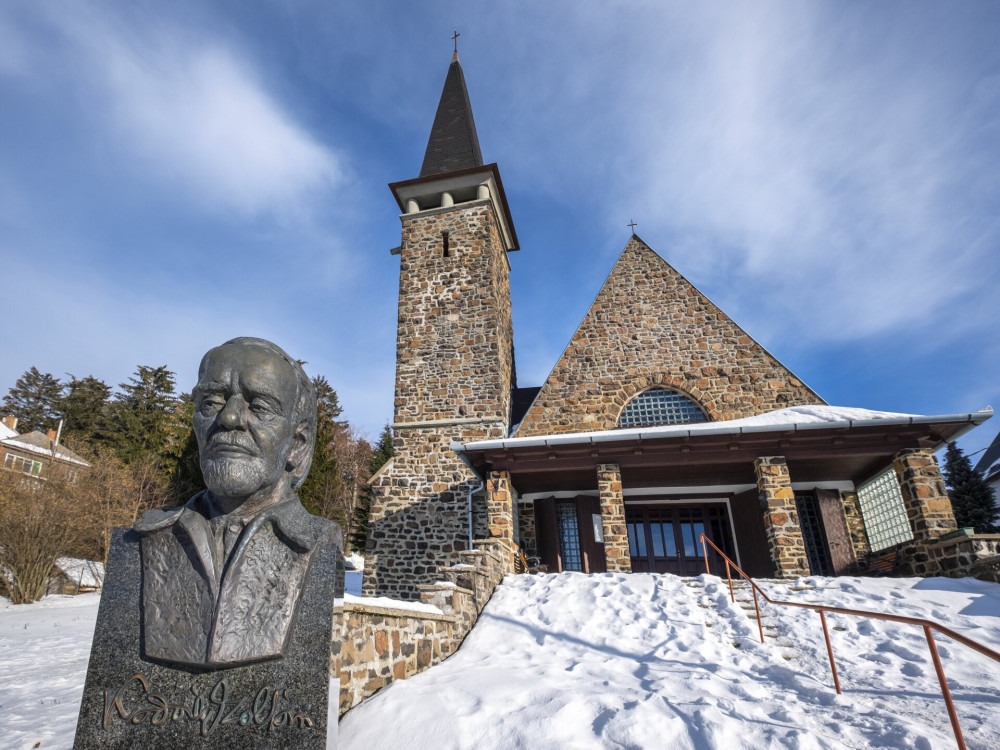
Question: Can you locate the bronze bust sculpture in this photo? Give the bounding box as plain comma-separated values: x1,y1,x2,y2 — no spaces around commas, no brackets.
134,337,339,668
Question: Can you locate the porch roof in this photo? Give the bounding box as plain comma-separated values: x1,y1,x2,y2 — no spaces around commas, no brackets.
452,406,993,495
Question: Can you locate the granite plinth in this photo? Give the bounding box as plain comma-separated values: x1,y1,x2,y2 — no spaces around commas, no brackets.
73,527,343,750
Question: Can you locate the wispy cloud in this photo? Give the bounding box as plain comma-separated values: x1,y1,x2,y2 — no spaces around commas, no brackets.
13,3,341,218
484,2,1000,349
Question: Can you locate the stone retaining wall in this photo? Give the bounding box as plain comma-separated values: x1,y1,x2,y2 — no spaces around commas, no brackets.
922,533,1000,582
338,539,512,715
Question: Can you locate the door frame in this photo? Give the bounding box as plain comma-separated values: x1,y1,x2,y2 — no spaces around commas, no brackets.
623,494,743,570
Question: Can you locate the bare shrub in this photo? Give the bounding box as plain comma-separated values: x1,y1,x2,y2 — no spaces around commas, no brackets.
0,472,83,604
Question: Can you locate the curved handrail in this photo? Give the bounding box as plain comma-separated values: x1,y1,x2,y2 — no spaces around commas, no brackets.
699,533,1000,750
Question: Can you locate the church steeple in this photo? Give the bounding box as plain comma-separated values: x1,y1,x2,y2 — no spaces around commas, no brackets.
389,49,519,252
419,53,483,177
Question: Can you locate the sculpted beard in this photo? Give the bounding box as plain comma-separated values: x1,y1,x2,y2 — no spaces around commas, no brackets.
201,435,291,498
201,454,273,497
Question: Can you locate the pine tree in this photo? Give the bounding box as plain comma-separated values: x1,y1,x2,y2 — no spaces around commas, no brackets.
60,375,111,442
97,365,183,471
2,367,63,433
165,393,204,504
349,424,393,552
943,442,999,533
298,376,346,523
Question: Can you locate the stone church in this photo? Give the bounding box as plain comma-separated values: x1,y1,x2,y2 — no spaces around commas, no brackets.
362,53,992,600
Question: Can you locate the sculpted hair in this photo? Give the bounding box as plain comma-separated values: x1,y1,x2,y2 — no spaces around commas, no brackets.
205,337,318,490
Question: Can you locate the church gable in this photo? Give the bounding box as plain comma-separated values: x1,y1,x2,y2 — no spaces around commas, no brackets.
515,235,824,436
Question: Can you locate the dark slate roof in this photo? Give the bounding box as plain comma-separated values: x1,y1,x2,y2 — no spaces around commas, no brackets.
420,55,484,177
974,429,1000,477
510,387,542,429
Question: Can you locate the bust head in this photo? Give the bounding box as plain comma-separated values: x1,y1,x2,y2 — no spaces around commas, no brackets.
192,337,316,515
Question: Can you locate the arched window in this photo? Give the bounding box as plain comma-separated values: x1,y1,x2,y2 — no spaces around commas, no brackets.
617,388,708,429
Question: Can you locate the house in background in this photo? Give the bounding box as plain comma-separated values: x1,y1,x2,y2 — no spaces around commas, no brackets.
974,430,1000,508
1,416,90,484
46,557,105,596
363,52,995,600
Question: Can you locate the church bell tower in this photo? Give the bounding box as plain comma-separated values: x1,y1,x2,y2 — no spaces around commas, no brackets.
363,50,519,599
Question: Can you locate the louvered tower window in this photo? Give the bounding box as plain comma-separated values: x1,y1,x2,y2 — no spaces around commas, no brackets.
617,388,708,429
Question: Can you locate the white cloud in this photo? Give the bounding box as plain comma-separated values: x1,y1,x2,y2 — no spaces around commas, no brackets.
36,3,340,217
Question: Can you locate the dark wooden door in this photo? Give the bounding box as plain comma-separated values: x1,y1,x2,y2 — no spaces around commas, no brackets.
815,489,856,574
626,504,734,575
533,496,607,573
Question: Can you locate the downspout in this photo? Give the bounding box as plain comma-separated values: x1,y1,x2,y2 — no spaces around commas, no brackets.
452,440,485,549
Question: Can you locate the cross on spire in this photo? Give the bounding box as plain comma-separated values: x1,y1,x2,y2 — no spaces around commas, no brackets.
628,219,638,234
452,30,460,54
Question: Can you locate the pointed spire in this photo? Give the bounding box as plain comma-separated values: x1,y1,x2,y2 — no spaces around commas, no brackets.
419,54,484,177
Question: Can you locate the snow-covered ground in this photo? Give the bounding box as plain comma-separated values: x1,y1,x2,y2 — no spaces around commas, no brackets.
2,574,999,750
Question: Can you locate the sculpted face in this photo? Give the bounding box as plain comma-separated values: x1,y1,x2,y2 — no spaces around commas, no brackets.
193,343,301,504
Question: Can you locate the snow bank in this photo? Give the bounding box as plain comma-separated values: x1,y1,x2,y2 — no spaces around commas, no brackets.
341,573,1000,750
3,574,1000,749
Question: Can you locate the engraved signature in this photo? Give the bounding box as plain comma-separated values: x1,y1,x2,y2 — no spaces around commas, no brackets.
102,673,314,736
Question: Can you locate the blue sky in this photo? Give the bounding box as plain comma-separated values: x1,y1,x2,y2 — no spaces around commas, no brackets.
1,1,998,456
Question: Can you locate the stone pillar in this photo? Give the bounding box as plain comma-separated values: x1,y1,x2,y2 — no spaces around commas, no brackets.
754,456,809,578
597,463,631,573
840,491,870,563
893,448,956,575
486,471,516,572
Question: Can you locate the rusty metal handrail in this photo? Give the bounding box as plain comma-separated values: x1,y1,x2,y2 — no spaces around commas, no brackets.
699,533,1000,750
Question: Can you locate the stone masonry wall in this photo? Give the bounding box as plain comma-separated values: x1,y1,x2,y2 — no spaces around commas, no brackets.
922,533,1000,581
516,236,823,436
893,448,957,576
597,463,631,573
486,471,516,569
840,491,871,563
340,539,513,715
393,201,513,425
754,456,809,578
364,423,503,599
365,199,514,599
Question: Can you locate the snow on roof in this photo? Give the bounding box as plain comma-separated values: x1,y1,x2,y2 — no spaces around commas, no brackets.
53,558,104,589
457,405,993,453
0,422,17,440
0,432,91,466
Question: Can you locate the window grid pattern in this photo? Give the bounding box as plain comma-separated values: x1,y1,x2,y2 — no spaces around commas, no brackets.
618,388,708,429
4,453,41,477
794,495,833,575
556,503,583,572
857,469,913,552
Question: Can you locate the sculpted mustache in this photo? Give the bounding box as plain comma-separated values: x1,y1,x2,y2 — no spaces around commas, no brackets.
207,434,260,455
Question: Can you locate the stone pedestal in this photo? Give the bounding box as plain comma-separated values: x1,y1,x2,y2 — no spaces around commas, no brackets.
597,463,631,573
74,528,342,750
893,448,957,575
754,456,809,578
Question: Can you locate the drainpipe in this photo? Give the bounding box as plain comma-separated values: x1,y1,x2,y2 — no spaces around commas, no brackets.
467,480,485,548
452,440,485,549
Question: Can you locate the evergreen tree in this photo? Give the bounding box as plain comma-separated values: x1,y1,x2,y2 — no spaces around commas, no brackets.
60,375,111,442
2,367,63,433
349,424,393,552
165,393,205,504
97,365,183,471
298,376,346,522
943,442,999,533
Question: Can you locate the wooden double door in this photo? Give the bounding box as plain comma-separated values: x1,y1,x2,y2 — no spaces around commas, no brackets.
626,503,735,576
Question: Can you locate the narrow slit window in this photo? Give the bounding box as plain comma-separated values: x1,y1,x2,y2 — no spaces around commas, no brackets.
442,231,450,258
